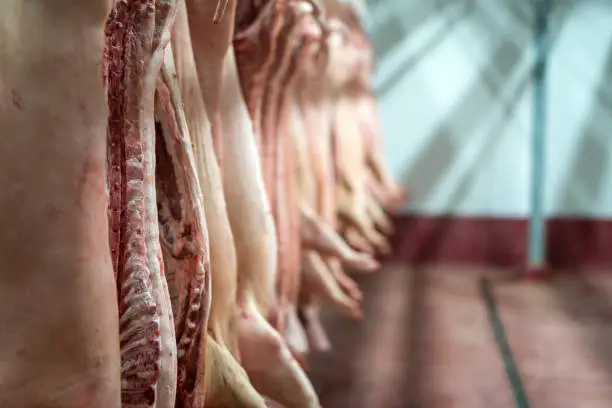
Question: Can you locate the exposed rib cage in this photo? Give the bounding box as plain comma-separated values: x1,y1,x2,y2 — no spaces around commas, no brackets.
105,0,177,406
154,50,211,407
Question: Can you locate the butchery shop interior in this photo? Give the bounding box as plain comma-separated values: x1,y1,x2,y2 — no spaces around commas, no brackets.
2,0,612,407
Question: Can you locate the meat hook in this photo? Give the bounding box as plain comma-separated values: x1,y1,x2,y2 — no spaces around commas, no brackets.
213,0,229,23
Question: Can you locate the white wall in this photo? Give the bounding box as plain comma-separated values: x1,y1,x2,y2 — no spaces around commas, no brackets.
365,0,612,217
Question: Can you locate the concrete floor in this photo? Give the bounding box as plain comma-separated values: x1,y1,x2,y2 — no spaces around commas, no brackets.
307,264,612,408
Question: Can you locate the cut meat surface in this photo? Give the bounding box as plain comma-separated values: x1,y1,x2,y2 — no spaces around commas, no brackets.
104,0,179,406
155,49,212,408
169,3,266,408
234,0,285,145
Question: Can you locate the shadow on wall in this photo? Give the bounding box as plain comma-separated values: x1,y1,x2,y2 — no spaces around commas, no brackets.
505,0,531,27
440,2,577,212
547,48,612,267
373,0,474,97
556,48,612,214
367,1,607,264
395,36,526,211
367,1,457,62
394,1,574,213
366,1,444,62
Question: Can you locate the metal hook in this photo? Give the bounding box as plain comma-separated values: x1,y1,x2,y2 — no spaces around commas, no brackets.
213,0,229,24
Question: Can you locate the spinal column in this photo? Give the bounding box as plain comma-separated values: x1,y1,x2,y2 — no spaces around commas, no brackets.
104,0,179,407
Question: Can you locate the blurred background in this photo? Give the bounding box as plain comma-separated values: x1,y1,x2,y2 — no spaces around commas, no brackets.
375,0,611,217
308,1,612,407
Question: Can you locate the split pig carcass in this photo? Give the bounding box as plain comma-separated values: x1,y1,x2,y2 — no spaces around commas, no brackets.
0,0,405,407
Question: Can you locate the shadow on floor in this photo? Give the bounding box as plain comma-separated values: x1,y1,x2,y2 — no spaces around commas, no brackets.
493,271,612,407
548,275,612,384
307,266,428,408
307,265,612,407
307,265,520,408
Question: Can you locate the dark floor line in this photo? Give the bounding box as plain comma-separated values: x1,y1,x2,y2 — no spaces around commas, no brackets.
479,277,531,408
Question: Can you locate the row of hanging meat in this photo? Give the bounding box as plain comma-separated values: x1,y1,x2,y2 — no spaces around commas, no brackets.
104,0,406,407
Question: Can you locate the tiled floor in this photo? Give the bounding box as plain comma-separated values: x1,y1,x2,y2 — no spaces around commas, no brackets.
494,274,612,408
307,265,612,408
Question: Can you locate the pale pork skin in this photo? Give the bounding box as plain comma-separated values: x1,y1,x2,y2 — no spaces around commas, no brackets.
315,4,399,257
332,94,393,254
273,7,323,361
263,0,316,348
295,18,373,327
292,21,369,350
357,90,407,211
344,91,395,235
350,30,407,210
0,1,120,407
225,20,322,408
333,96,392,255
185,0,237,165
288,30,379,272
325,19,388,256
292,22,338,352
234,0,285,148
170,3,267,407
289,3,404,354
